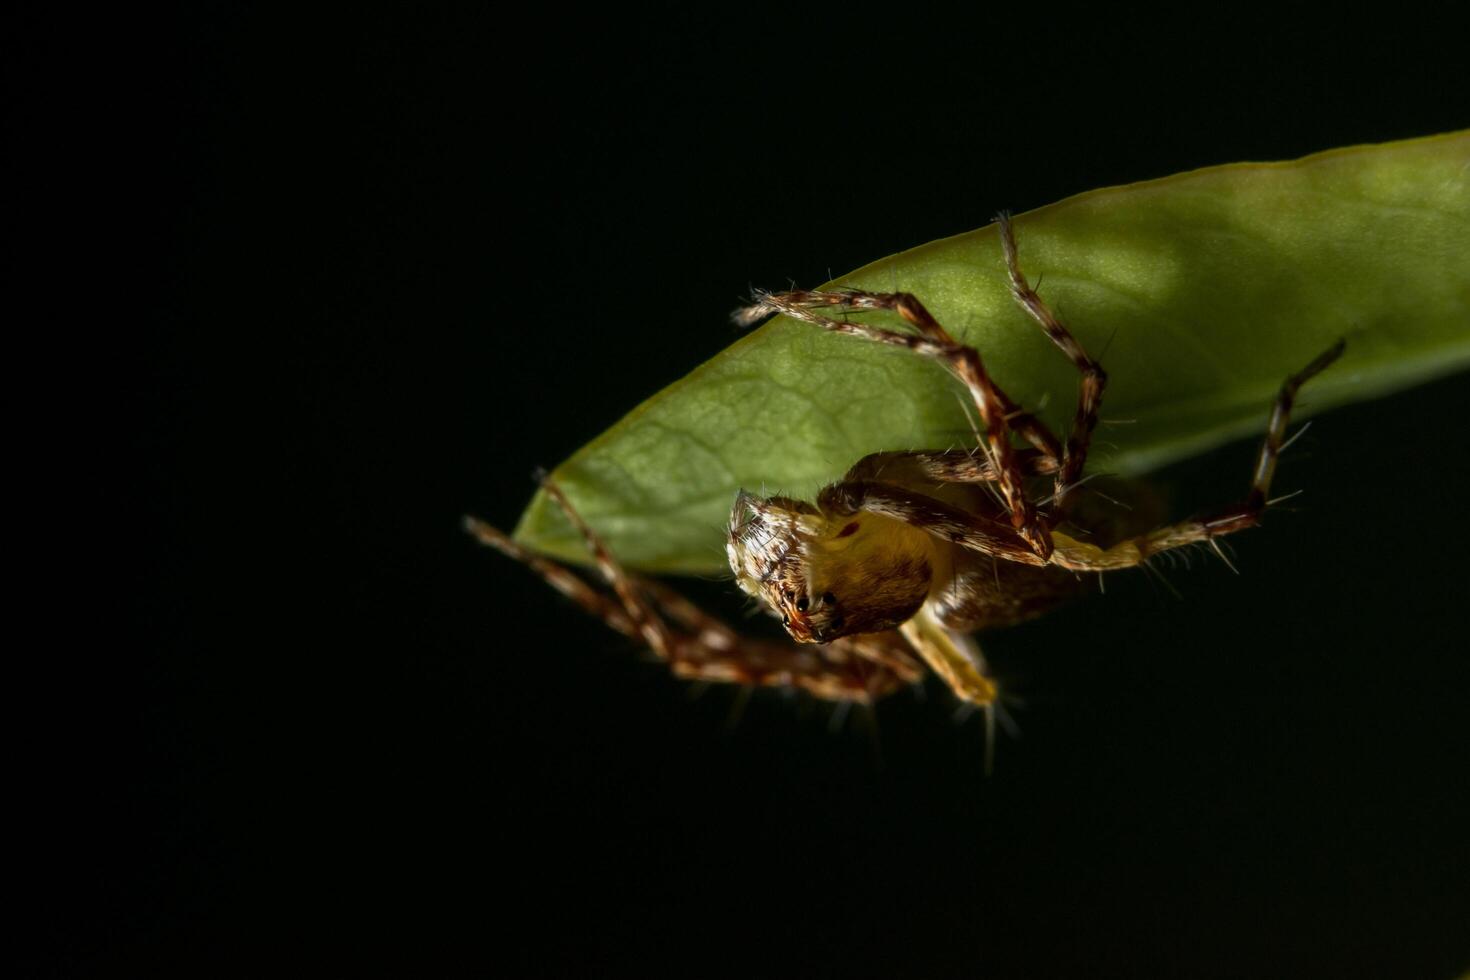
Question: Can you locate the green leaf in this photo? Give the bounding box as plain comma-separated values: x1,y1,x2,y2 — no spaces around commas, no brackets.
514,131,1470,573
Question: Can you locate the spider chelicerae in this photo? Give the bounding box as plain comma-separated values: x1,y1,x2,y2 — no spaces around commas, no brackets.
466,214,1343,745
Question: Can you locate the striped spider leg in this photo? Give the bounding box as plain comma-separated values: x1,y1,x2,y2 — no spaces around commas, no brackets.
465,480,924,706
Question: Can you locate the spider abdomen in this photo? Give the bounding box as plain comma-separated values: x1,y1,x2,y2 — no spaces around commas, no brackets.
927,547,1083,633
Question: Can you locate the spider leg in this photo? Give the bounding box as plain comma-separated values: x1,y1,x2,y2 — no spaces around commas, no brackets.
1046,340,1346,572
638,578,925,686
465,484,916,703
898,607,998,707
997,212,1108,513
528,480,678,659
818,479,1048,567
842,447,1058,486
736,293,1063,466
464,515,638,637
742,288,1055,559
899,608,1000,772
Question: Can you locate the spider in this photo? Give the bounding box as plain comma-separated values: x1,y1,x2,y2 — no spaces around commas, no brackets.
466,214,1344,746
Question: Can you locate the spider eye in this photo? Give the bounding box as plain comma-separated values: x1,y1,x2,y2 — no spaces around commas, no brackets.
781,613,790,626
821,592,836,606
795,596,808,612
830,615,845,631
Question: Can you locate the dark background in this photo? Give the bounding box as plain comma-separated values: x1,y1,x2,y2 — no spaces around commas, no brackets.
19,6,1469,977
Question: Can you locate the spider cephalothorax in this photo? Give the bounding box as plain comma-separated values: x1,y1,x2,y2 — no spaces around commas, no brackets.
728,490,933,643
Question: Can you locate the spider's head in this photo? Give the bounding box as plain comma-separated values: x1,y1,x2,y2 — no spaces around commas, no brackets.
727,490,932,643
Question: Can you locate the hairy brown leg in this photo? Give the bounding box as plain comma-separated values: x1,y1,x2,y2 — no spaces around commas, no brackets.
817,480,1049,567
638,578,925,685
997,212,1108,515
1047,340,1346,572
739,289,1056,559
464,516,639,637
842,447,1058,486
737,296,1065,467
464,487,917,702
532,480,678,658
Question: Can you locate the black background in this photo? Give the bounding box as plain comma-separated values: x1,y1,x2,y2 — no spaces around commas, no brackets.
20,7,1470,977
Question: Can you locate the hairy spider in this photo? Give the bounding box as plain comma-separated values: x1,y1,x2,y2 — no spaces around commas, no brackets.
466,214,1343,745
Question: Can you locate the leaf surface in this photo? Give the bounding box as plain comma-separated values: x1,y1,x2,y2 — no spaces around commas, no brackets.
514,131,1470,572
